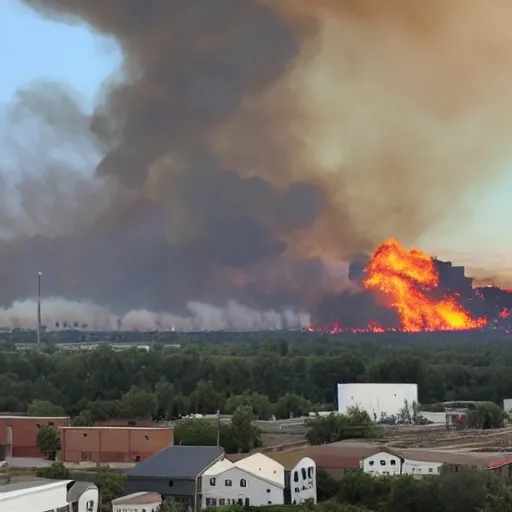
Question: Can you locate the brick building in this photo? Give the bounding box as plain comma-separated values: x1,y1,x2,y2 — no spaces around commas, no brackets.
60,426,173,463
0,416,70,458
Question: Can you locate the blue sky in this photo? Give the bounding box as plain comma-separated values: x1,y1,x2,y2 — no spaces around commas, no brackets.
1,0,121,111
2,0,512,272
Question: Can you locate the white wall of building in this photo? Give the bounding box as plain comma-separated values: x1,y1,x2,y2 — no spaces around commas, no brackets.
201,465,283,508
113,501,161,512
362,452,442,477
0,480,74,512
402,459,442,476
337,383,418,419
362,452,403,476
290,457,317,504
503,399,512,414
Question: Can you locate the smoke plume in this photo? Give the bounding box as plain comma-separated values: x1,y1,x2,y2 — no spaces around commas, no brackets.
0,297,309,332
2,0,512,327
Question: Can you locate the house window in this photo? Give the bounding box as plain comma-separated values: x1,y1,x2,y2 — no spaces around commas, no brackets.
390,460,396,466
301,468,307,479
268,502,272,505
429,468,433,473
267,489,271,493
245,498,250,506
307,467,313,478
205,498,217,506
293,471,299,482
210,478,216,486
225,479,232,486
380,460,386,466
240,478,247,487
237,499,243,505
369,460,374,466
169,480,174,487
86,502,94,512
219,499,225,506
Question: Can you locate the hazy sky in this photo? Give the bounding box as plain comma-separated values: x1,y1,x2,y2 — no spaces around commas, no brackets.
2,0,512,273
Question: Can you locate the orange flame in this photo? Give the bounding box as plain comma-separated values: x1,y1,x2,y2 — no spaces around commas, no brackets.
363,238,487,332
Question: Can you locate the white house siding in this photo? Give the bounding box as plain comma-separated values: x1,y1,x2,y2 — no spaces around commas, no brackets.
504,399,512,414
362,452,442,477
0,480,88,512
337,383,418,419
290,457,317,504
201,466,283,508
362,452,403,476
402,459,442,476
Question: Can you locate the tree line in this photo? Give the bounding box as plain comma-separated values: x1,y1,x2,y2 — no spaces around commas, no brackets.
2,335,512,421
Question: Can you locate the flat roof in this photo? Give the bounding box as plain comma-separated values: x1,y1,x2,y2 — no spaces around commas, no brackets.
0,478,67,494
60,426,171,430
0,416,69,420
112,492,162,505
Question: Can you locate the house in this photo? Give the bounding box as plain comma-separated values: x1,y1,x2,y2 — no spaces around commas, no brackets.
214,451,317,507
361,450,442,476
201,453,285,508
0,416,69,458
0,477,98,512
60,426,173,463
112,491,162,512
125,445,224,511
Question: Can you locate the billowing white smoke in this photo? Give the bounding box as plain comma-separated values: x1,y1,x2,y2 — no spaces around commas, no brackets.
0,297,311,331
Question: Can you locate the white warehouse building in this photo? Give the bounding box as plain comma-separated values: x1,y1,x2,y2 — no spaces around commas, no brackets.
337,383,418,419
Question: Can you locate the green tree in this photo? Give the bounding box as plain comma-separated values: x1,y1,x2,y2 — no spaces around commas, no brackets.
224,393,273,420
306,408,380,445
174,419,218,446
468,402,506,429
157,497,189,512
94,466,126,512
27,399,65,417
155,379,177,419
36,424,61,460
190,380,223,414
35,461,71,479
224,405,262,453
120,387,158,419
275,393,311,419
71,410,94,426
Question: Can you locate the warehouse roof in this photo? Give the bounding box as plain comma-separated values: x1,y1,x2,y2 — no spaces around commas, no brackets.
127,445,223,479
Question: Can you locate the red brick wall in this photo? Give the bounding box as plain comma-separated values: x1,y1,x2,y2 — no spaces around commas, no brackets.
61,427,173,463
0,417,69,458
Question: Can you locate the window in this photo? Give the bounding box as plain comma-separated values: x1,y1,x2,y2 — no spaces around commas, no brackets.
266,489,271,493
210,478,216,486
240,478,247,487
293,471,299,482
169,480,174,487
238,499,243,505
307,467,313,478
245,499,250,506
429,468,433,473
82,433,88,438
369,460,374,466
268,502,272,505
205,498,217,507
219,499,225,506
380,460,386,466
390,460,396,466
86,502,94,512
225,479,232,487
142,509,147,512
301,468,307,479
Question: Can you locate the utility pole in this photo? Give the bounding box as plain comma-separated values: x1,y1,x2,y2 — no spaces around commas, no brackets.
216,410,220,447
37,272,42,351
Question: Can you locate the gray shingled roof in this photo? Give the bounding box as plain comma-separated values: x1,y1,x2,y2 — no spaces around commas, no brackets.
127,446,223,479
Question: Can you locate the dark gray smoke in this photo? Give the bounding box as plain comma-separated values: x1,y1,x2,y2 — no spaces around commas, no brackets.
0,0,337,326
